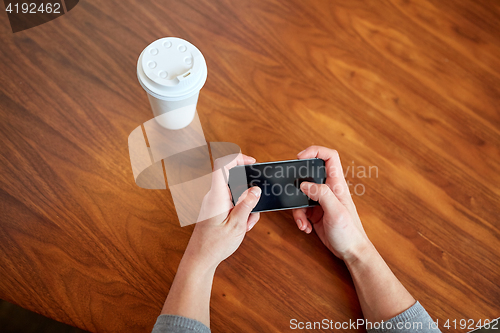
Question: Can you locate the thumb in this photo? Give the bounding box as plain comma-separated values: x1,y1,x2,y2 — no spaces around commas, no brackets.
229,186,262,225
300,182,345,221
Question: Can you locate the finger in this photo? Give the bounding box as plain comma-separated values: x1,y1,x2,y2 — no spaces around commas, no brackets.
300,182,347,226
211,153,256,195
213,153,255,172
292,208,310,232
247,212,260,231
229,186,262,226
241,154,256,165
304,207,317,233
228,153,256,168
297,146,352,206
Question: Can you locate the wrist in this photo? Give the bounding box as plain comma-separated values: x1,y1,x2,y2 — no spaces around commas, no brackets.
182,244,219,274
161,245,217,323
343,238,377,267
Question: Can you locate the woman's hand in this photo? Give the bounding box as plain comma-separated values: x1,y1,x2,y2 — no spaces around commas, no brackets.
292,147,417,323
160,153,261,326
292,146,371,263
185,153,262,270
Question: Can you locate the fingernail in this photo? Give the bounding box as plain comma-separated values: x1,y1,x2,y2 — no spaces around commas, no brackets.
297,219,303,229
251,186,261,197
250,157,256,163
297,149,306,156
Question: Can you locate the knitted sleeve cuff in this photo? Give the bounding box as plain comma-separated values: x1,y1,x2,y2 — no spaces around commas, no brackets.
152,314,211,333
367,301,441,333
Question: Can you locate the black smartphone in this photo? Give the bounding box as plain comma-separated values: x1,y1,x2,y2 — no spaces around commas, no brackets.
228,158,326,213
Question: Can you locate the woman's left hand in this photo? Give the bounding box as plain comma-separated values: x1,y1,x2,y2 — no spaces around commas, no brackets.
185,153,262,269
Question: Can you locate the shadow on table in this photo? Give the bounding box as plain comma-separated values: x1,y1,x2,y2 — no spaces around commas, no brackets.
0,299,89,333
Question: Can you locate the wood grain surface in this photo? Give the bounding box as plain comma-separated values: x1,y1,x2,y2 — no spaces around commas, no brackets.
1,0,499,332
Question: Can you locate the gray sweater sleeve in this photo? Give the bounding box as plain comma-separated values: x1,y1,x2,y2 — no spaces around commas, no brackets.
367,301,441,333
151,314,211,333
151,301,439,333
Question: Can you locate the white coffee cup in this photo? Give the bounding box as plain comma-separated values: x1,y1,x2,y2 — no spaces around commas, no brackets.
137,37,207,130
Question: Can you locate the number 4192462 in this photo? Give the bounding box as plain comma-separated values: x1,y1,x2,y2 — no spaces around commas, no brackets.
5,2,61,14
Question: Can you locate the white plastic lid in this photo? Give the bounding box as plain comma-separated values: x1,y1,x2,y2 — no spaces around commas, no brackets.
137,37,207,101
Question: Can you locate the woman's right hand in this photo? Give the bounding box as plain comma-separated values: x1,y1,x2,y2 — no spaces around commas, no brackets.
292,146,372,263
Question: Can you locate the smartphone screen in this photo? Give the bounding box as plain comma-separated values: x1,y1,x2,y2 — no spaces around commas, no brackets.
228,158,326,213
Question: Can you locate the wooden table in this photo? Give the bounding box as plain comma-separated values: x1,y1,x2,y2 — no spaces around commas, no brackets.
1,0,499,332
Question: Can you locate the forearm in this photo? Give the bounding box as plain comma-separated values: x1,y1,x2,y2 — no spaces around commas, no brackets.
161,249,217,328
346,242,415,323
